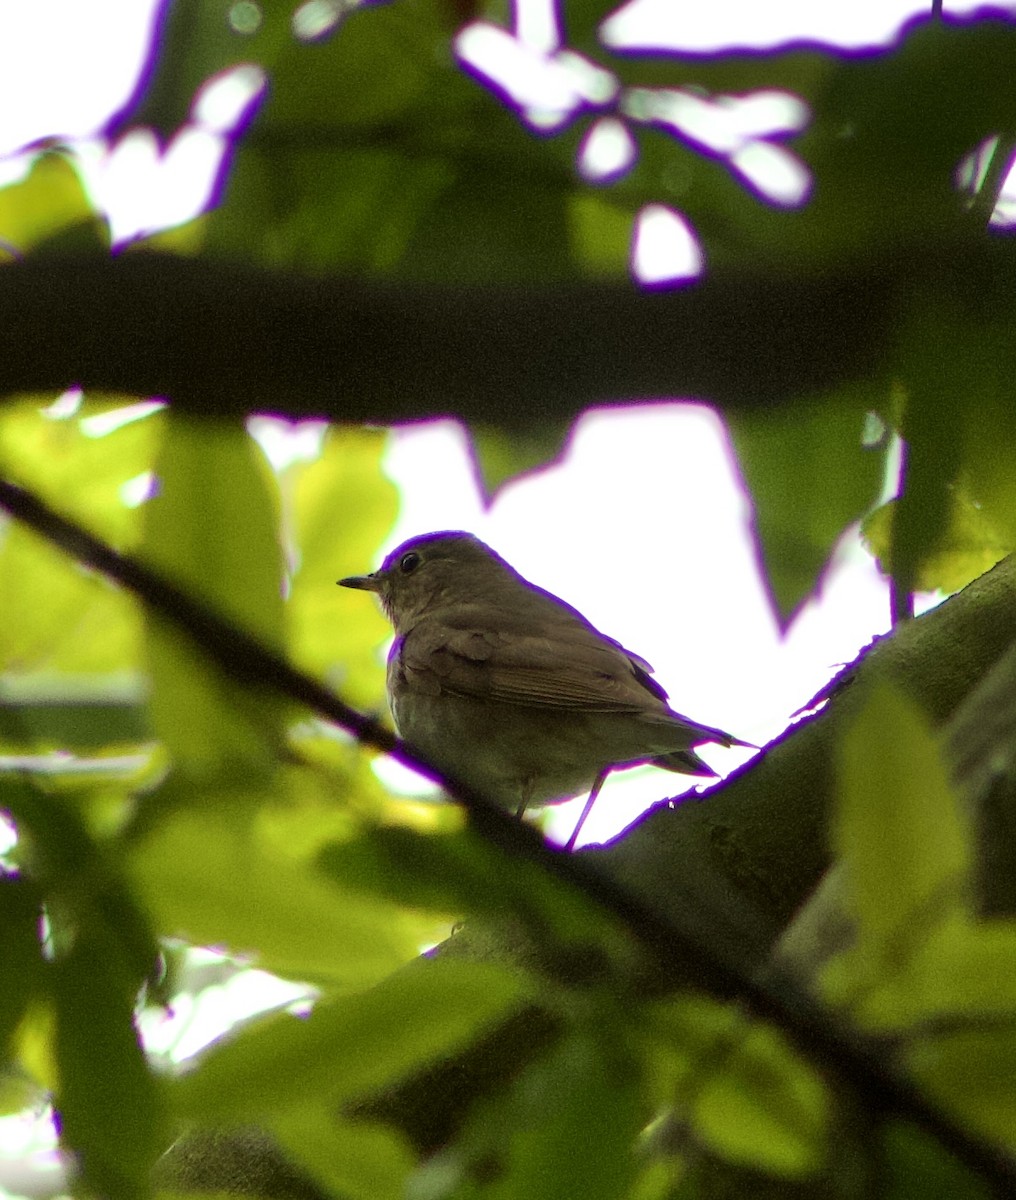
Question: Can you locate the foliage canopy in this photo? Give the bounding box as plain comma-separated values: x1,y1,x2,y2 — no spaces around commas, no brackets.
2,2,1016,1199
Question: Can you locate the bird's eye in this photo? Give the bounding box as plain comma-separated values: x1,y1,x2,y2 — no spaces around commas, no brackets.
399,551,421,574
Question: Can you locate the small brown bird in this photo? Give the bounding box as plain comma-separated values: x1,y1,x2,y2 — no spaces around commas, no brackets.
339,531,744,849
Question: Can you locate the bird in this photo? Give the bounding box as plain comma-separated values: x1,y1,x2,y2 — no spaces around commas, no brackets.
338,531,745,850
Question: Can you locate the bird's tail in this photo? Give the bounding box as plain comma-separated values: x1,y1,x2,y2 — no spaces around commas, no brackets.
651,748,717,776
652,724,755,776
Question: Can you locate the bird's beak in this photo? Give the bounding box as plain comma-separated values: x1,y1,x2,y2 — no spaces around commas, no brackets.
337,573,381,592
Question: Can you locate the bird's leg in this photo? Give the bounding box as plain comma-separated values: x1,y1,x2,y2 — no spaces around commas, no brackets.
516,778,533,821
565,768,609,852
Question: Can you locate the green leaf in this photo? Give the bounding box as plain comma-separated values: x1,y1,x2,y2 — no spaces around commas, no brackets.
568,194,634,278
316,822,622,956
0,1068,47,1120
643,995,742,1095
317,820,574,931
728,394,885,626
914,920,1016,1017
880,1122,992,1200
0,393,161,547
0,676,149,748
173,958,527,1120
437,1024,642,1200
286,425,397,704
0,154,104,255
0,522,141,678
796,19,1016,261
863,492,1010,596
908,1026,1016,1148
1,780,166,1200
692,1023,828,1178
197,0,468,272
141,418,285,783
629,1158,685,1200
888,302,973,604
396,149,577,283
888,290,1016,602
959,392,1016,551
0,876,44,1051
496,1034,642,1200
154,0,589,281
645,996,827,1177
270,1107,413,1200
0,396,165,681
120,0,290,137
466,420,572,503
318,824,483,917
129,798,418,985
831,681,971,993
53,923,167,1200
3,779,161,989
855,917,1016,1032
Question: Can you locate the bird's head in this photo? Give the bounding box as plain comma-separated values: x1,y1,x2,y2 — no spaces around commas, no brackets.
338,530,513,630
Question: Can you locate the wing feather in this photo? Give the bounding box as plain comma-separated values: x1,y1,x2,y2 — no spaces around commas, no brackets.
400,616,668,715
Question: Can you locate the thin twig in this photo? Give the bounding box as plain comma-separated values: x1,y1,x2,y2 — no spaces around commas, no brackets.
889,440,915,626
968,135,1016,227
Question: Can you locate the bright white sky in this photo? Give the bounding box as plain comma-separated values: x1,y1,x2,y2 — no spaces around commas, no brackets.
0,1,1011,1183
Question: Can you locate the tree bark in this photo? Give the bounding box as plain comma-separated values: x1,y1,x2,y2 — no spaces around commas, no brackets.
3,244,1011,425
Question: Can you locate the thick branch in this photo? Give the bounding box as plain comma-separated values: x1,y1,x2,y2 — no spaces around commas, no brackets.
2,243,1009,424
605,554,1016,936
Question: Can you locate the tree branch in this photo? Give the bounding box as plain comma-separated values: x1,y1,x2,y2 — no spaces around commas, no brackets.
3,243,1009,424
606,554,1016,935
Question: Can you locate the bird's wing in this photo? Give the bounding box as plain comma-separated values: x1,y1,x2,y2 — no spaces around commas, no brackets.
400,613,683,719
